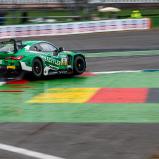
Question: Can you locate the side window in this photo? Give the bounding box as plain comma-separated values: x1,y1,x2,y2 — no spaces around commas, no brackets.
40,43,57,52
30,44,42,52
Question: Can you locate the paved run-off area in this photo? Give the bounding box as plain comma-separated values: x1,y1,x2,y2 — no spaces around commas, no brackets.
1,70,159,123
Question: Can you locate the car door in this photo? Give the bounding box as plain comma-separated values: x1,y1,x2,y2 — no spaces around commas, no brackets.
39,42,64,69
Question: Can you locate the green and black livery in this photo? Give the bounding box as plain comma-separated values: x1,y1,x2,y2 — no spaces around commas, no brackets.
0,39,86,78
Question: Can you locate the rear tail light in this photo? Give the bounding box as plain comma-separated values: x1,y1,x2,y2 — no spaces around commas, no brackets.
5,56,23,60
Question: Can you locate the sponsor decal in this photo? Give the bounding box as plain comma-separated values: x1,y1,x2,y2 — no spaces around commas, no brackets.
44,56,68,66
61,57,68,65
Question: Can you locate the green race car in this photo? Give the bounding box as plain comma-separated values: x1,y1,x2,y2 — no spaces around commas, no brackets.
0,39,86,78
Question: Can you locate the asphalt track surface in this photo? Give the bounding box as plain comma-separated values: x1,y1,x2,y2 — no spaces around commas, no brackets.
22,29,159,71
1,29,159,159
87,55,159,71
20,29,159,52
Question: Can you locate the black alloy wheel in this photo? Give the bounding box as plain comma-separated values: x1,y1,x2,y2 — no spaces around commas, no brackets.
32,58,43,78
73,56,86,75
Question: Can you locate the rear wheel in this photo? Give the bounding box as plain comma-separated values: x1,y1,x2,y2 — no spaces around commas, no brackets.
32,58,43,78
73,56,86,75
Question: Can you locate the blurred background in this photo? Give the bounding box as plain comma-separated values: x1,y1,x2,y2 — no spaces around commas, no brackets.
1,2,159,159
0,0,158,27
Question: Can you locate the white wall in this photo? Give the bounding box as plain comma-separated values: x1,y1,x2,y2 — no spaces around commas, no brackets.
0,18,151,39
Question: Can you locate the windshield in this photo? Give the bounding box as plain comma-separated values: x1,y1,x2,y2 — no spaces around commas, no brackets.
0,42,14,52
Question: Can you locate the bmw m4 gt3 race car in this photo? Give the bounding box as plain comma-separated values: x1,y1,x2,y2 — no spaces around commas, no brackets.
0,39,86,78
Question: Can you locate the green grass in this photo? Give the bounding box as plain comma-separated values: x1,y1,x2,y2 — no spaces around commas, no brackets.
3,8,159,27
118,9,159,17
4,9,80,25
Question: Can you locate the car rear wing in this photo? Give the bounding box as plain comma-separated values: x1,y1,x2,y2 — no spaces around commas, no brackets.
0,39,23,53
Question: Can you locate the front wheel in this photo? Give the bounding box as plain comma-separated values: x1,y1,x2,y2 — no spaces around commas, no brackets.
73,56,86,75
32,58,43,78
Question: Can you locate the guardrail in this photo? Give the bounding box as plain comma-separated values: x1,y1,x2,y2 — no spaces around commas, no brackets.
0,18,151,39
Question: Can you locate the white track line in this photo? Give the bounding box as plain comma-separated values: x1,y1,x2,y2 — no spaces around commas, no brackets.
93,70,142,74
0,143,64,159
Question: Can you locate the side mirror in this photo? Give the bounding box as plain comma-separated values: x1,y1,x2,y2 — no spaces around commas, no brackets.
58,47,64,52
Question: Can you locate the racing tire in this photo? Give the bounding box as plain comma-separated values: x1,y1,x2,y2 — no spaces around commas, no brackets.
32,58,43,78
73,56,86,75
